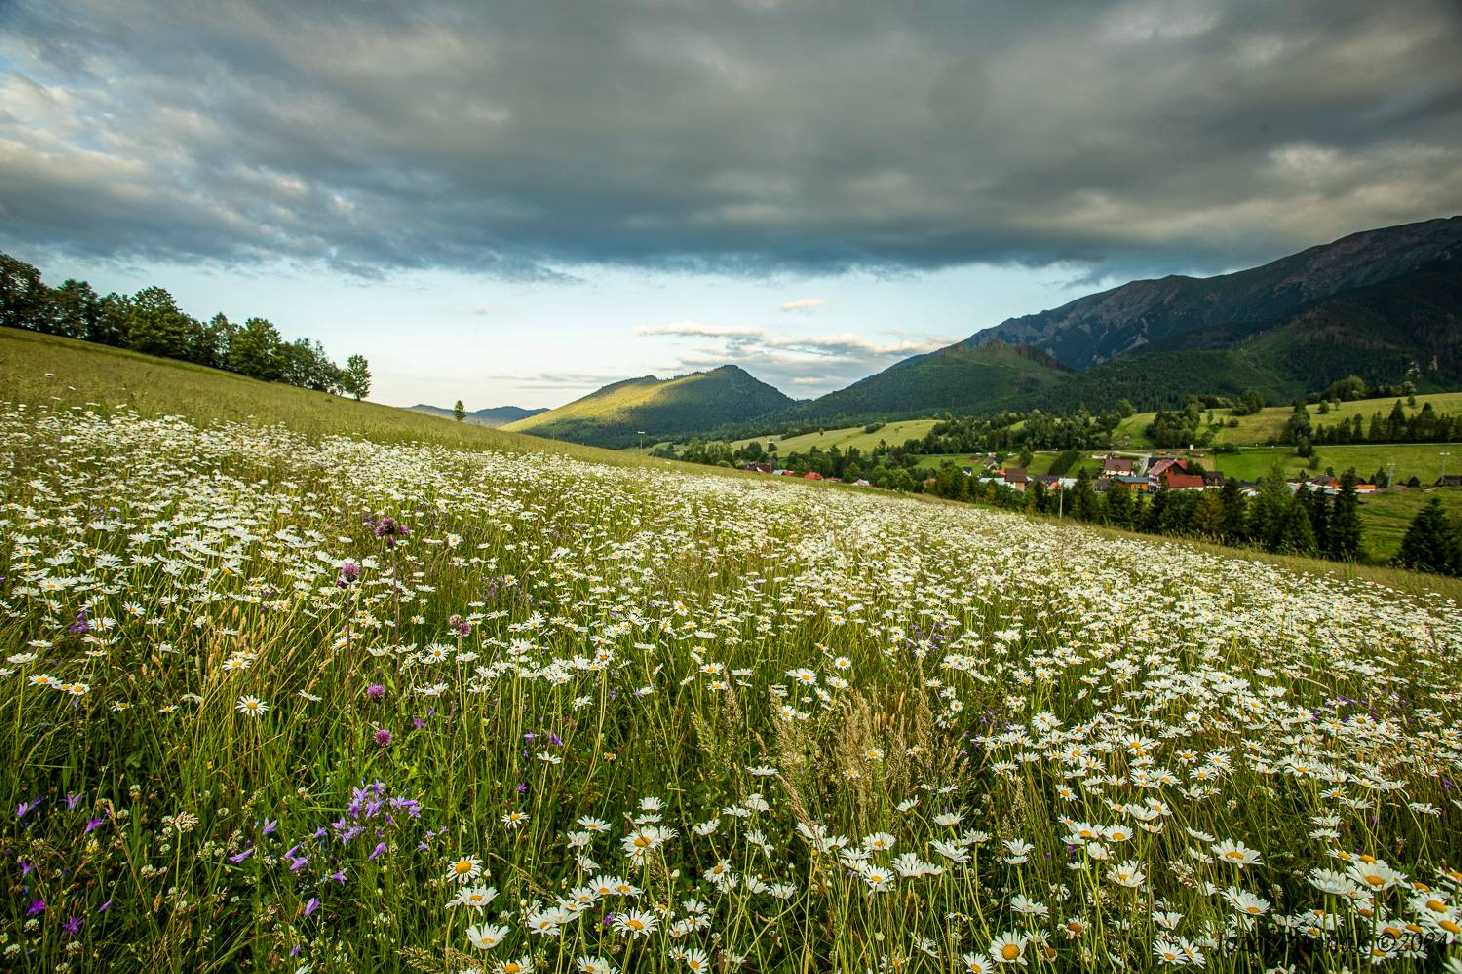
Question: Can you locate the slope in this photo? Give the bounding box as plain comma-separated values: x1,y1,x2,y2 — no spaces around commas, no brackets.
503,364,796,448
792,340,1069,424
970,215,1462,369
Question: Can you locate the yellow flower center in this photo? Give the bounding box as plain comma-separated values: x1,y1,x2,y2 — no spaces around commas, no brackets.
1000,944,1020,960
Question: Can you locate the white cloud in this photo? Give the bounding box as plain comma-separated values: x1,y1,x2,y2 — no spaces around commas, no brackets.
779,297,826,312
636,319,952,396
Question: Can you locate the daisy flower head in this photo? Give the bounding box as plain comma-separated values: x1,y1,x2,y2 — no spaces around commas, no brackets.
235,695,268,717
989,931,1028,965
466,923,510,949
446,856,483,884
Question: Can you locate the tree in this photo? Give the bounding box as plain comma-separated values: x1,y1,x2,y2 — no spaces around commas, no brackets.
342,355,371,401
51,279,99,339
1190,490,1226,539
197,313,235,370
1219,480,1247,545
1396,498,1459,575
1278,497,1317,554
1283,401,1311,446
1115,398,1136,418
0,253,53,332
1072,469,1100,521
1327,473,1363,562
1249,466,1292,552
230,317,284,380
454,400,466,422
126,287,198,359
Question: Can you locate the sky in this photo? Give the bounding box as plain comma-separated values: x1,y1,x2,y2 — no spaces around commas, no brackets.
2,0,1461,409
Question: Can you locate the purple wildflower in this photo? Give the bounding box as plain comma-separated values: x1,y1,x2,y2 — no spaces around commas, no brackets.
368,841,387,861
374,728,393,748
26,899,45,917
304,897,320,917
337,560,361,587
366,683,386,701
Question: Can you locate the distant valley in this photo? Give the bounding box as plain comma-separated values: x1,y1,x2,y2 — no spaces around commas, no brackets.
509,216,1462,448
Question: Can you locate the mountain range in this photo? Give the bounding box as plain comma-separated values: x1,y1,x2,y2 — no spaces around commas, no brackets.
410,404,548,427
480,216,1462,446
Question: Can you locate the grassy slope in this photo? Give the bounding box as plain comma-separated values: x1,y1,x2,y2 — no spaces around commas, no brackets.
0,330,704,474
4,327,1458,601
1113,391,1462,448
730,418,941,455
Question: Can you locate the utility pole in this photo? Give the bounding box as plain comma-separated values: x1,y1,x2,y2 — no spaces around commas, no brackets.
638,430,647,451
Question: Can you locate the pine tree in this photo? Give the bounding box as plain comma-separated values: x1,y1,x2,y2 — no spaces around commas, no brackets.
1249,466,1292,552
1327,473,1362,562
1279,497,1316,554
454,400,466,422
1396,499,1460,575
1219,480,1246,544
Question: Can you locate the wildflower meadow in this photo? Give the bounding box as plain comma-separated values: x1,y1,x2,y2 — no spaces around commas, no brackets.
1,400,1460,973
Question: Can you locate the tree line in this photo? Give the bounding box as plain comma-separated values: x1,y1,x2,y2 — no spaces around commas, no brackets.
925,465,1365,563
0,253,371,399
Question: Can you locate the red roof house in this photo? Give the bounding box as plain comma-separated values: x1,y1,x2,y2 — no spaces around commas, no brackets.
1161,470,1205,490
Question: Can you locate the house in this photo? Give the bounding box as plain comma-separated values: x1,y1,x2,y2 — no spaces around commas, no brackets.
1036,475,1063,490
803,471,823,481
1101,455,1136,476
1437,474,1462,488
1202,471,1225,487
1001,467,1028,491
853,479,872,487
1148,457,1189,479
1114,474,1153,492
742,462,773,474
1160,470,1205,490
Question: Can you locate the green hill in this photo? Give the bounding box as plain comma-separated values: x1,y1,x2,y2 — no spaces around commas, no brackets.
792,341,1069,424
0,329,641,466
503,364,796,448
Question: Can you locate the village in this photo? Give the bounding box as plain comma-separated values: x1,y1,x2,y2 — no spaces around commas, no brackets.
743,452,1401,497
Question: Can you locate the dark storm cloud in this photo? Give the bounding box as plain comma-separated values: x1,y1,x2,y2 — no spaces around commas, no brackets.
2,0,1460,278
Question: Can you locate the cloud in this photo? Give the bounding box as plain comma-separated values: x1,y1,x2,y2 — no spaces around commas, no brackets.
637,320,951,396
779,298,826,312
1,0,1460,280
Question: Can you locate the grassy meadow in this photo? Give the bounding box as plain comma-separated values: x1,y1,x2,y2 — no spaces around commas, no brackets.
1112,392,1462,449
2,336,1462,973
730,419,942,455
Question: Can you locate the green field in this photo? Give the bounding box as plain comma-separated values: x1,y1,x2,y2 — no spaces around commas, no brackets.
1113,391,1462,448
731,417,941,454
1207,443,1459,484
1355,489,1462,561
